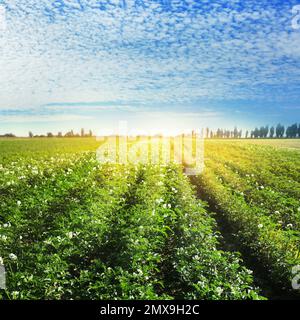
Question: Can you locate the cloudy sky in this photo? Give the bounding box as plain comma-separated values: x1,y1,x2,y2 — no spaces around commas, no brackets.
0,0,300,135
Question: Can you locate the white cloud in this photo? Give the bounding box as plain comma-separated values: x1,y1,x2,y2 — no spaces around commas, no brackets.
0,114,92,123
0,0,299,115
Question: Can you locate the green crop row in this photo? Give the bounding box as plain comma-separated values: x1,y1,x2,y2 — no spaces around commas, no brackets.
195,142,300,295
0,152,262,300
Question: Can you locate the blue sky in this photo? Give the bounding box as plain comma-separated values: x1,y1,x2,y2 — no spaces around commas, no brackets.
0,0,300,135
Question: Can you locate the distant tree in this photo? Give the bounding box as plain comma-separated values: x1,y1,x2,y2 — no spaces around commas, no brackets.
81,128,85,137
47,132,54,138
286,125,291,138
233,127,238,139
298,124,300,138
258,126,262,138
260,125,268,138
292,124,297,137
269,126,275,138
276,123,285,138
286,123,298,138
28,131,33,138
89,130,93,137
65,130,75,137
253,127,259,138
0,133,16,138
275,124,280,138
57,132,62,137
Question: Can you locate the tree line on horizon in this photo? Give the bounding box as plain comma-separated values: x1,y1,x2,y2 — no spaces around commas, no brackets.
27,128,94,138
1,123,300,139
0,128,95,138
206,123,300,139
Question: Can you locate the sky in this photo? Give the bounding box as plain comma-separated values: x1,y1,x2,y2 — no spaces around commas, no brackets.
0,0,300,136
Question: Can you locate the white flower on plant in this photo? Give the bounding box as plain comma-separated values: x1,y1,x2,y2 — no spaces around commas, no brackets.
216,287,223,295
11,291,19,299
171,187,178,193
287,224,293,229
9,253,17,261
67,232,74,239
137,269,143,275
17,200,21,206
258,224,263,229
0,257,3,265
0,235,8,242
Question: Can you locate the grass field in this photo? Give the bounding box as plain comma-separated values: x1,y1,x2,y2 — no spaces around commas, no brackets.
209,139,300,150
0,138,299,299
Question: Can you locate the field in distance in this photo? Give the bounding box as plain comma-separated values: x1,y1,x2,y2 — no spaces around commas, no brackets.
0,137,299,157
208,138,300,150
